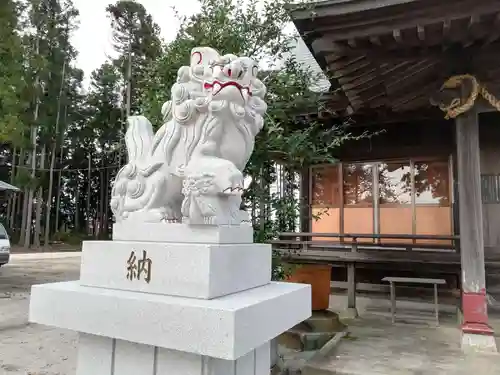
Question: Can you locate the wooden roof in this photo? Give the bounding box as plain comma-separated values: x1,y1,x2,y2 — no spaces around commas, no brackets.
289,0,500,118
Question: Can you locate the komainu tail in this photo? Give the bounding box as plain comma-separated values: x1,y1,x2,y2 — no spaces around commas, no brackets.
125,115,154,163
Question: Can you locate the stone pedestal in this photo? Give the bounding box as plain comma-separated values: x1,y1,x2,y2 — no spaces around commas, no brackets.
29,223,311,374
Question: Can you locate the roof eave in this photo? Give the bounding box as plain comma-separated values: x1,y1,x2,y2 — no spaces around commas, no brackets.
288,0,419,21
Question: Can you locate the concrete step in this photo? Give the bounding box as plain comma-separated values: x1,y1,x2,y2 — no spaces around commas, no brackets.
278,310,346,351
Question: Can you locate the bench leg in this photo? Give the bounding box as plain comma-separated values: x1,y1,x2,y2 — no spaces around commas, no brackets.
390,282,396,324
346,263,358,318
347,263,356,309
434,284,439,326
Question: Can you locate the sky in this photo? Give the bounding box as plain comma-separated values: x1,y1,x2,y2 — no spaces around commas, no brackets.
71,0,330,92
71,0,201,83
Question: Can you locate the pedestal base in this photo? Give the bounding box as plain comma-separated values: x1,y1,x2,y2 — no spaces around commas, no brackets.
461,332,498,353
80,240,271,299
461,291,497,353
77,334,270,375
29,225,312,373
30,281,310,360
112,222,253,244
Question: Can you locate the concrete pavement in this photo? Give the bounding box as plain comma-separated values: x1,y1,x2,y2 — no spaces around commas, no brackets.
0,253,81,374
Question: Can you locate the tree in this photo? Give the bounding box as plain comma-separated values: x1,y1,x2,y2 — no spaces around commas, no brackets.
0,0,29,145
83,63,122,236
6,0,82,247
106,0,163,118
0,1,31,234
43,0,80,246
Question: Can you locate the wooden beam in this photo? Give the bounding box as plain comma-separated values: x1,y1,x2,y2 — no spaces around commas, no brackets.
386,59,439,90
289,0,418,21
311,37,344,54
483,12,500,46
393,96,431,112
311,2,500,42
361,62,443,107
442,19,452,42
337,68,377,86
468,14,481,30
417,25,426,41
341,61,415,91
390,82,440,109
461,15,482,47
331,60,372,79
369,35,382,46
393,29,403,43
328,54,366,70
324,53,347,65
317,40,454,61
346,80,384,98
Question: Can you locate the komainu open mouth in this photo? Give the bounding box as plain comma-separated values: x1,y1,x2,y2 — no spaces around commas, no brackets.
204,80,252,98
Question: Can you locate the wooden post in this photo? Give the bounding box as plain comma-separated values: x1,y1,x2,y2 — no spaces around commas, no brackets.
300,167,310,233
455,106,497,351
346,238,358,318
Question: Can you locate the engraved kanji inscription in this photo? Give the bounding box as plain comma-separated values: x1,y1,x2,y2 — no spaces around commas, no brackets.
126,251,137,280
137,250,152,283
126,250,152,283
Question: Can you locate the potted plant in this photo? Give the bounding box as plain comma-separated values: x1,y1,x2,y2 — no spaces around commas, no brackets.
285,263,332,311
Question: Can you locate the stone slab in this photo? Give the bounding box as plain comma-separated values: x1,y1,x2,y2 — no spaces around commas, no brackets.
80,240,271,299
302,315,500,375
461,332,498,353
77,334,270,375
29,281,311,360
112,222,253,244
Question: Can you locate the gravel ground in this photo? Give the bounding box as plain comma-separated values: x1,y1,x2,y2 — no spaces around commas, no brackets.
0,253,81,375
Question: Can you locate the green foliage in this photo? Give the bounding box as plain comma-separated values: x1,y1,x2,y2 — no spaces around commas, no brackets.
52,229,93,245
0,0,29,145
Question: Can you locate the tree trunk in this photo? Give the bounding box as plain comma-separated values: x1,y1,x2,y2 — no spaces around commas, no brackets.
75,177,80,231
23,115,39,248
126,38,132,118
15,193,22,234
44,59,66,247
259,167,266,234
18,149,28,245
7,147,17,228
86,153,91,234
55,105,67,232
98,166,104,238
34,145,46,248
23,37,41,249
103,167,110,235
19,188,29,244
54,164,63,232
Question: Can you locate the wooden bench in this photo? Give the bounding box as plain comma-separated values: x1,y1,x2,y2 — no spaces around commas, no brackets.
382,277,446,326
272,232,460,315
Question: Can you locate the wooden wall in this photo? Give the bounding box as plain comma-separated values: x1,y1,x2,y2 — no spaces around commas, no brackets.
333,113,500,255
334,118,454,162
479,113,500,254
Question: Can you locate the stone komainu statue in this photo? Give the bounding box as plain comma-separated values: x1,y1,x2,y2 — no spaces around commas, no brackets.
110,47,267,225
